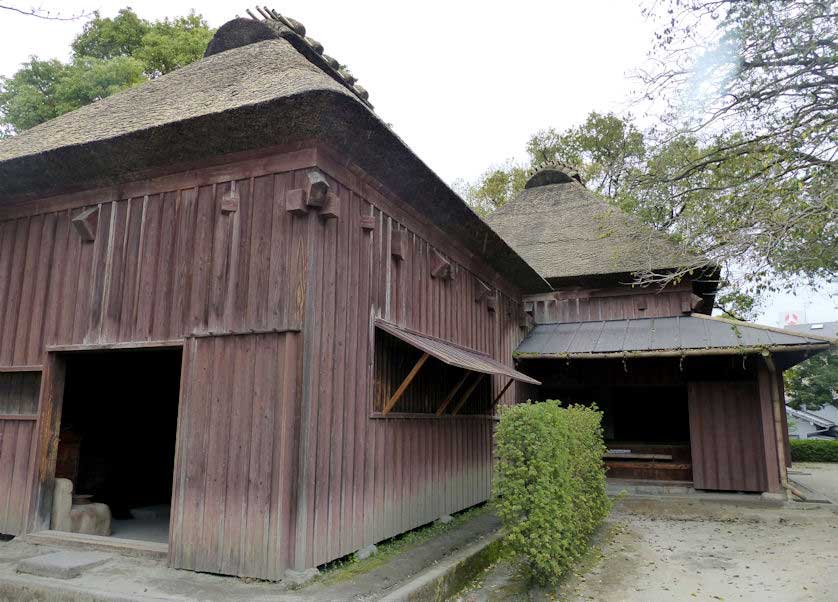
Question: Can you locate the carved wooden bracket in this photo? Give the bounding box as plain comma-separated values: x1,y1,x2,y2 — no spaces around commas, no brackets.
306,169,330,208
221,183,240,213
360,215,376,232
391,229,406,260
319,192,340,220
474,279,492,303
286,189,308,215
71,207,99,242
430,250,451,280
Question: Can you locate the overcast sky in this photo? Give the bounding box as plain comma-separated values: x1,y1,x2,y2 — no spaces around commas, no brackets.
1,1,835,325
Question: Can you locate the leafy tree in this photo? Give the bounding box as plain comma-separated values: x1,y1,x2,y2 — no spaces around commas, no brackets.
528,112,646,199
0,8,214,135
637,0,837,290
71,8,149,61
465,1,837,315
785,352,838,411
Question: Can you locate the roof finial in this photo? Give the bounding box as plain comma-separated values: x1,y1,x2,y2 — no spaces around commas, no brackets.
525,161,584,188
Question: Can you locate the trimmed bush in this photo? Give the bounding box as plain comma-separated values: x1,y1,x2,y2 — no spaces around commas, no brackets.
493,401,610,585
790,439,838,462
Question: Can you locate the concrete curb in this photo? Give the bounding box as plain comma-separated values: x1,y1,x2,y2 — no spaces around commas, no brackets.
380,531,503,601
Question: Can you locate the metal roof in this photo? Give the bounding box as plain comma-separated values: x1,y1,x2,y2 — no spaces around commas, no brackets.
787,321,838,339
515,314,835,358
376,320,541,385
786,406,836,429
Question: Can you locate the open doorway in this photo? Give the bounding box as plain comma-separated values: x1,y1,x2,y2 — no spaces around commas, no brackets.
54,347,182,544
536,383,692,482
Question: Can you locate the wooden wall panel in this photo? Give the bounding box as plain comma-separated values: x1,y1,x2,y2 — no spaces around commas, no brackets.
0,371,41,535
1,145,529,575
528,288,695,325
169,332,300,580
688,381,772,492
291,168,526,570
0,174,307,362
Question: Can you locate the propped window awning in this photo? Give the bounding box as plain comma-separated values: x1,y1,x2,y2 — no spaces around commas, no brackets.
375,320,540,416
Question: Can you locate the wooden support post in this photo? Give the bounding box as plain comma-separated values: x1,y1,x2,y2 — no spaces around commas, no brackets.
382,352,429,415
489,378,515,412
435,371,471,416
451,373,486,416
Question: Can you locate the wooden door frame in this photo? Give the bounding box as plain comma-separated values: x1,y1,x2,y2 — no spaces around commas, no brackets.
27,342,185,535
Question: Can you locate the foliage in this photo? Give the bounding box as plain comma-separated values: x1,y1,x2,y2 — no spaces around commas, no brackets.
464,1,836,313
785,351,838,411
636,0,837,291
493,401,610,585
528,112,647,199
457,160,528,217
0,7,214,134
789,439,838,463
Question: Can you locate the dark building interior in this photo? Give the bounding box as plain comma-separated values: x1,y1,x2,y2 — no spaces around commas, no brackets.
56,348,182,542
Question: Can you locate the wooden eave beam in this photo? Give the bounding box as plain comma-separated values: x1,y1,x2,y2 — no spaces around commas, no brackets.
451,373,486,416
435,371,471,416
382,352,429,415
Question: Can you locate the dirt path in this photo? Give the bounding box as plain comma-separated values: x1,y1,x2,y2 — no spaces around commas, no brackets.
457,497,838,601
791,462,838,504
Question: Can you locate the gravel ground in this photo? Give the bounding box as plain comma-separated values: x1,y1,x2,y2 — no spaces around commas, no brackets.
457,492,838,601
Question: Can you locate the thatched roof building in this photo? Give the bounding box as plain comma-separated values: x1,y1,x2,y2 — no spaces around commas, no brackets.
0,13,548,293
486,163,703,286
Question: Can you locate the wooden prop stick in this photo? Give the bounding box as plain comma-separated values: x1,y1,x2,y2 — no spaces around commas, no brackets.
382,352,429,415
489,378,515,412
451,373,486,416
435,371,471,416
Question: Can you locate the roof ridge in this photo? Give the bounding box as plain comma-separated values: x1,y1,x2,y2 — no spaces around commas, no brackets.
208,7,373,109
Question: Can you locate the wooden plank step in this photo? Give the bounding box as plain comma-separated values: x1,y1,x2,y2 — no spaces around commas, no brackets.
23,530,168,560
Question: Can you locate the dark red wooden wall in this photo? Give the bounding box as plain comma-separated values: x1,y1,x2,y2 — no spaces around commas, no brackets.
0,144,527,578
527,286,698,324
688,379,780,493
0,370,40,535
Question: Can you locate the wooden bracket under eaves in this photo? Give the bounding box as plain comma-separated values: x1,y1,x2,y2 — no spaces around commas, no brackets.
71,207,99,242
430,250,452,280
391,229,406,260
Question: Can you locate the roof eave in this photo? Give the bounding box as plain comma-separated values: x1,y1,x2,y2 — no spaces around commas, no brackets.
0,89,549,295
514,342,833,360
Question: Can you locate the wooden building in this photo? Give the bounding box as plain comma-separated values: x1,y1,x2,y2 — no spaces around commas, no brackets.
488,163,835,493
0,12,545,580
0,9,833,582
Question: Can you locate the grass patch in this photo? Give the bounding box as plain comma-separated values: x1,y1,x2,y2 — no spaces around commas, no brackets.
314,504,490,587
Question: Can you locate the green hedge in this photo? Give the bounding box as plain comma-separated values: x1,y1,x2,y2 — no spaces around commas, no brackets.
493,401,610,585
790,439,838,462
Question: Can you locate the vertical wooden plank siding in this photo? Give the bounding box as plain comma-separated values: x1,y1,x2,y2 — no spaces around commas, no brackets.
0,147,528,576
688,381,774,493
527,288,697,324
0,371,41,535
293,169,527,570
169,332,301,579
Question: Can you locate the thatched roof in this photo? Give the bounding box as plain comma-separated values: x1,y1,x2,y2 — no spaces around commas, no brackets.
486,165,703,284
0,14,549,293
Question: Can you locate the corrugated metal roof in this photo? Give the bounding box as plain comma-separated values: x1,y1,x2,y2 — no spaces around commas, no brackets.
376,320,540,385
786,406,835,429
515,315,835,358
787,321,838,339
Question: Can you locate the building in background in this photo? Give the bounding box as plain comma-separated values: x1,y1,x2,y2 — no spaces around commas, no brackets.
785,322,838,439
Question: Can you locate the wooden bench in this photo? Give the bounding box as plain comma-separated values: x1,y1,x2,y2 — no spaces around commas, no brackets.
603,452,673,461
